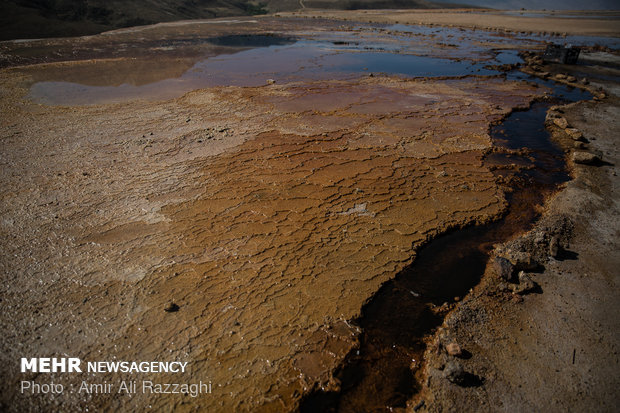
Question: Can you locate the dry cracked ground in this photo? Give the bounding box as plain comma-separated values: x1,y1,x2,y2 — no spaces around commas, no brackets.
0,12,617,413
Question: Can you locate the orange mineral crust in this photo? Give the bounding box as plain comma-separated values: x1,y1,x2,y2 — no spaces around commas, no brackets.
0,74,543,411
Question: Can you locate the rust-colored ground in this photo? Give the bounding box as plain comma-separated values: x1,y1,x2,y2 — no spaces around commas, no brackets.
0,54,545,412
3,11,615,413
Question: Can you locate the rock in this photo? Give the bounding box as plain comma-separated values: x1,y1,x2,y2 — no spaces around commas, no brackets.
553,117,569,129
443,360,467,385
446,342,463,357
566,76,577,82
555,73,567,80
549,236,560,257
492,256,514,281
498,282,511,293
511,271,536,295
572,151,600,165
565,128,583,140
505,250,538,271
266,79,276,85
580,77,589,85
164,302,180,312
573,141,586,149
539,71,550,79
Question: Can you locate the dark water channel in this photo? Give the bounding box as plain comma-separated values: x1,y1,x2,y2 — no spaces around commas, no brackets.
300,77,591,412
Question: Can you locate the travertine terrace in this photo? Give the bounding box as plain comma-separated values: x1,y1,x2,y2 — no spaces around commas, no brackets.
1,12,617,412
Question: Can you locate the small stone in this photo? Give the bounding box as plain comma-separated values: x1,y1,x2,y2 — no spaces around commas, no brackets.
266,79,276,85
565,128,583,140
498,282,511,292
573,141,586,149
566,76,576,82
492,256,514,281
580,77,589,85
555,73,567,80
505,250,538,271
549,236,560,257
572,151,600,165
553,117,569,129
511,271,536,295
164,302,180,312
446,342,463,357
443,360,467,385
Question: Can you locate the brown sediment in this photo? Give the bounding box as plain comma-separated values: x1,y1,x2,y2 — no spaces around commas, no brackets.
0,58,547,411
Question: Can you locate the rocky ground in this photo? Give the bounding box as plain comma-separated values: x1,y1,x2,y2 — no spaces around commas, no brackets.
418,57,620,412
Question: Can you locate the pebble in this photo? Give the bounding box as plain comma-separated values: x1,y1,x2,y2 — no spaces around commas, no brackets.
164,302,180,312
565,128,583,140
553,117,569,129
446,342,463,357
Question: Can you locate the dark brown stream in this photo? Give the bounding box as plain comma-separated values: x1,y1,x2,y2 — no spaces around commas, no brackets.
300,80,591,412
